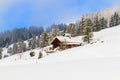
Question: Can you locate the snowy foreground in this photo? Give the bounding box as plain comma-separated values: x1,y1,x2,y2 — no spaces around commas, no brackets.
0,25,120,80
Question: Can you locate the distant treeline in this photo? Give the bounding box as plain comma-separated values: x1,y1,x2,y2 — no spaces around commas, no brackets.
0,26,44,47
0,24,67,48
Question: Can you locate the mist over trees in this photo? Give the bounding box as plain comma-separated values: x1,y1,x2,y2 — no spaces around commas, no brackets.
0,26,44,48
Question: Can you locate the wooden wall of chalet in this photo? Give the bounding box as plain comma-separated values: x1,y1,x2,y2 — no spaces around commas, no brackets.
51,37,82,51
51,38,61,49
59,43,81,50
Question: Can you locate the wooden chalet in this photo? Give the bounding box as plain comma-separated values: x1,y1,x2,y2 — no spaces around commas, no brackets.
50,36,82,50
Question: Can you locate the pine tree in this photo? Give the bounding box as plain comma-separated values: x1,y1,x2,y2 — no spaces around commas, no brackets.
99,17,107,29
114,12,119,26
83,19,93,43
67,23,76,37
118,16,120,25
28,37,37,50
109,12,120,27
13,43,18,54
18,41,26,53
109,15,114,27
85,18,93,27
18,41,26,59
7,47,13,55
32,36,37,49
77,16,86,35
28,39,32,50
93,15,101,31
35,37,40,48
83,26,93,43
40,32,49,48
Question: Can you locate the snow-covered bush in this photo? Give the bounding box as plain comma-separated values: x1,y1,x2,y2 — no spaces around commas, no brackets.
30,52,35,57
0,53,2,59
38,51,42,59
0,48,3,59
3,55,9,58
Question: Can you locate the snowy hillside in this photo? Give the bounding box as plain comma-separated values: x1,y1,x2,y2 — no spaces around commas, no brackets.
0,25,120,80
1,25,120,64
38,25,120,63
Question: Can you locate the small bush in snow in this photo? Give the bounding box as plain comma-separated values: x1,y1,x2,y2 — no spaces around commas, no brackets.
38,51,42,59
0,53,2,59
4,55,9,58
101,41,104,43
30,52,35,57
0,48,3,59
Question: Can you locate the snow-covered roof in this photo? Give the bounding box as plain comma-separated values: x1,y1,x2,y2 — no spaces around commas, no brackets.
51,36,83,45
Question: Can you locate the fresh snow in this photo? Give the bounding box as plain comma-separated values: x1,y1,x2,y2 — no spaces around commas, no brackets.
0,25,120,80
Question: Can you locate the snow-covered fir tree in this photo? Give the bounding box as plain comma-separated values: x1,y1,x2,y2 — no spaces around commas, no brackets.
40,32,49,48
67,23,76,37
99,17,108,29
93,14,101,31
83,18,93,43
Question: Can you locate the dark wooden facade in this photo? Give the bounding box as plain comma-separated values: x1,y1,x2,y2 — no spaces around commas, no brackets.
51,37,81,50
51,38,61,49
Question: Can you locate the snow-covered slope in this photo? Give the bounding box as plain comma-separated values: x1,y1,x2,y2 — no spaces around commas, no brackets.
0,25,120,80
1,25,120,64
38,25,120,63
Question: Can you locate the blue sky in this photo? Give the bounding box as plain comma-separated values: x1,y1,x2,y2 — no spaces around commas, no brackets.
0,0,120,32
